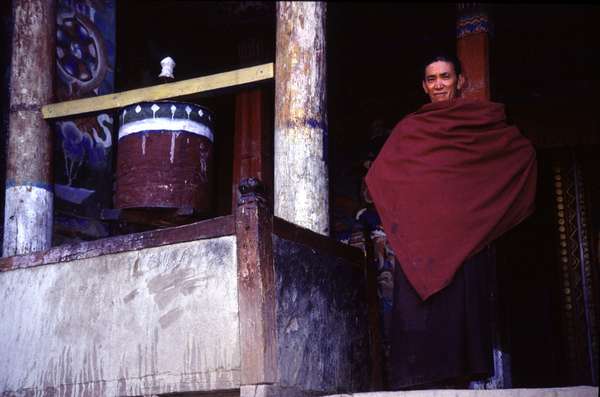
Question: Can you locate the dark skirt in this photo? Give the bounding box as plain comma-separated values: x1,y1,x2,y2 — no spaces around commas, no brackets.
389,245,495,389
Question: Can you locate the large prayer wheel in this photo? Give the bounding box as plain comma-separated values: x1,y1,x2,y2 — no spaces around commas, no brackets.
115,101,214,213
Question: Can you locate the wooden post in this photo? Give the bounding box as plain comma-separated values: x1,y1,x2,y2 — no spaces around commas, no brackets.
457,4,511,389
274,2,329,236
232,36,273,210
235,178,277,390
3,0,55,256
456,3,490,100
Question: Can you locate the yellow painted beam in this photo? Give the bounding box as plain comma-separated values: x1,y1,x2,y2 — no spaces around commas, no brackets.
42,63,274,119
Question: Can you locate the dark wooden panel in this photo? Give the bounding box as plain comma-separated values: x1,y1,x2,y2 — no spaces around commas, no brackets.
0,215,234,272
273,217,365,267
274,236,371,393
551,151,598,385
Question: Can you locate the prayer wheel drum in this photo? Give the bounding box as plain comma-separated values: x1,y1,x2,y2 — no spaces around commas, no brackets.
115,101,214,212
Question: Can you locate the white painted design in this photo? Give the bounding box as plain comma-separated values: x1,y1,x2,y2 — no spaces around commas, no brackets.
135,105,141,113
121,108,127,124
3,186,53,256
170,131,181,163
151,104,160,118
118,118,214,142
198,109,204,117
95,113,113,148
71,42,83,59
57,120,95,186
170,105,177,119
185,106,192,119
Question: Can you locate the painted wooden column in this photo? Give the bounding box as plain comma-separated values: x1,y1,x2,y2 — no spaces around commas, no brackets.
232,36,273,210
3,0,55,256
274,1,329,236
456,3,490,100
457,4,511,389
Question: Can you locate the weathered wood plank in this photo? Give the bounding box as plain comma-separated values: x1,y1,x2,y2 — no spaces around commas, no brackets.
235,178,277,385
0,215,234,272
273,216,364,267
41,63,274,119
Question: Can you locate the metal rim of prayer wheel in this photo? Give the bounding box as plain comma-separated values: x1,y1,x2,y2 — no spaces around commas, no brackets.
115,100,214,213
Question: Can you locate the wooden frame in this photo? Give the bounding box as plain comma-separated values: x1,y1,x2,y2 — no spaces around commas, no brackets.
0,216,235,272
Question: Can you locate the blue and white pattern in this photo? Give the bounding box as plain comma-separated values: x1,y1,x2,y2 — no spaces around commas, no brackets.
456,12,490,39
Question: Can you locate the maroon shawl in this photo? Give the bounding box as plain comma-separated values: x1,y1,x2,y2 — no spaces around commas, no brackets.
365,98,537,300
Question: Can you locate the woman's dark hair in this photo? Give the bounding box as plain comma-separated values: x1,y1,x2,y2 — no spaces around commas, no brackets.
422,53,463,78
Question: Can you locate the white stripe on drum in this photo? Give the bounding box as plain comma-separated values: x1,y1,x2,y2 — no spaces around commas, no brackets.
118,118,214,142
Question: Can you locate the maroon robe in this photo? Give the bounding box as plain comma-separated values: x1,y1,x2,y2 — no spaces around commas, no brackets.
365,98,537,300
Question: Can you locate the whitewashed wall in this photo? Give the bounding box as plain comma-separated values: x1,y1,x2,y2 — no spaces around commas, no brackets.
0,236,240,396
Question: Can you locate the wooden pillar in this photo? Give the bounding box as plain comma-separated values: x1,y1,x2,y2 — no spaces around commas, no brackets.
456,3,490,100
235,178,277,395
232,36,273,210
274,2,329,236
3,0,55,256
457,4,511,389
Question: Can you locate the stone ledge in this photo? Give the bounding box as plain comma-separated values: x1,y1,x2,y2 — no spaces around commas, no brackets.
326,386,598,397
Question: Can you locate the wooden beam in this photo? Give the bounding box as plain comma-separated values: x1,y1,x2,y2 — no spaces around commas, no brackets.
41,63,274,119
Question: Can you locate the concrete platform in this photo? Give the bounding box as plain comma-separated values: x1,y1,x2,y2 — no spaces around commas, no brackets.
326,386,598,397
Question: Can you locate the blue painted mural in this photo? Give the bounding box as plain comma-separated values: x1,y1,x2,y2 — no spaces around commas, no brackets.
53,0,115,242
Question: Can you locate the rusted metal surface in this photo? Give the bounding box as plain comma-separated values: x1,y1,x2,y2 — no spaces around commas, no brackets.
4,0,56,256
274,1,329,236
115,101,214,212
235,178,277,385
0,215,234,272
